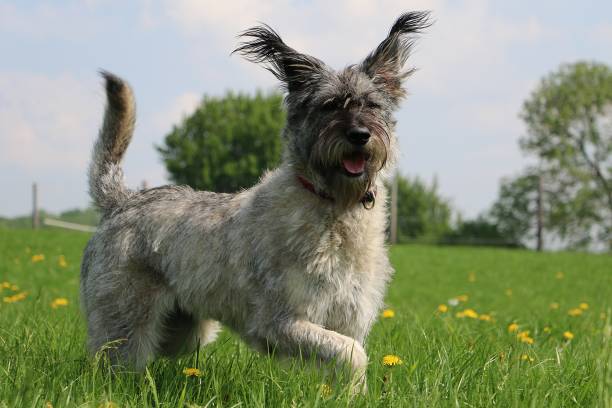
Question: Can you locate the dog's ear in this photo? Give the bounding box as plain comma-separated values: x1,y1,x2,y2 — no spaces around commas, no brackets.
361,12,431,101
234,24,326,93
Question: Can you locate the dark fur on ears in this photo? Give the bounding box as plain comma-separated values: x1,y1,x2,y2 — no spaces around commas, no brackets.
234,24,327,93
361,11,432,99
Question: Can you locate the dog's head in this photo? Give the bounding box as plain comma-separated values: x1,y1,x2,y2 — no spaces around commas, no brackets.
235,12,430,207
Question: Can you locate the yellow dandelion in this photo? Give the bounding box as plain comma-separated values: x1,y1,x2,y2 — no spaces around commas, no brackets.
51,298,69,309
45,402,53,408
183,367,202,377
578,302,589,310
505,288,513,297
382,355,403,367
381,309,395,318
568,308,583,317
479,314,492,322
98,402,118,408
520,354,534,362
468,272,476,282
549,302,560,310
3,291,28,303
456,308,478,319
555,271,564,279
517,331,534,344
543,326,551,334
456,295,469,302
1,282,10,289
31,254,45,263
563,331,574,340
508,323,519,333
58,255,68,268
437,304,448,313
319,383,332,397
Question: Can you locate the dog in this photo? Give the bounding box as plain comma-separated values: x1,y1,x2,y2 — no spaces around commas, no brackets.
81,12,430,388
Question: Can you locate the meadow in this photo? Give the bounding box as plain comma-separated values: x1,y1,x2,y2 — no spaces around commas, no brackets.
0,228,610,407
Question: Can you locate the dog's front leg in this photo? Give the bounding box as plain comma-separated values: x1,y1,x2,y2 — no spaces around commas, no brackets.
267,319,368,390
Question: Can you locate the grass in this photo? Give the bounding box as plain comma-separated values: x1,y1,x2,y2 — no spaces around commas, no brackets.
0,228,610,407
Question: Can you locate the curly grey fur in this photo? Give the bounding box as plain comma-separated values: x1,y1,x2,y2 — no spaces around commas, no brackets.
88,71,136,214
81,12,430,390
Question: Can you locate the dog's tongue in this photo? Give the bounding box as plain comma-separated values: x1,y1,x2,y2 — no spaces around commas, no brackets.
342,154,366,174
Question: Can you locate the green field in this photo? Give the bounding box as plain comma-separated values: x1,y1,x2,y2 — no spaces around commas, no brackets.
0,229,610,407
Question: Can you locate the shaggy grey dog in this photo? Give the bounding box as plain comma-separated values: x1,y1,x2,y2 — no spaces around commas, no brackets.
81,12,430,387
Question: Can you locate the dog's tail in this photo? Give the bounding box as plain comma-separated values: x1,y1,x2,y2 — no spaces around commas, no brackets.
89,71,135,215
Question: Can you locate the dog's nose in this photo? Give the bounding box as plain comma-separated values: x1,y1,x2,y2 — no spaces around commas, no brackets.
346,127,370,145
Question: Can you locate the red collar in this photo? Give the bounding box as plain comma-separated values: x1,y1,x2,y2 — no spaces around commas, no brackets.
297,175,333,201
296,175,377,209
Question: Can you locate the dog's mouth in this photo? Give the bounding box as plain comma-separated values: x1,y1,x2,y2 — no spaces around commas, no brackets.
341,152,369,177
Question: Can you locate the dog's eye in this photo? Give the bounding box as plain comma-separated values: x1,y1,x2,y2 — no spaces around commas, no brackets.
321,99,340,112
365,101,381,110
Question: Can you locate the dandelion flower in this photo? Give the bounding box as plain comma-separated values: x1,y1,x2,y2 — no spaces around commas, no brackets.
508,323,519,333
51,298,69,309
549,302,560,310
183,367,201,377
1,282,10,289
555,271,564,279
517,331,534,344
3,291,27,303
479,314,492,322
437,304,448,313
456,295,469,302
568,308,583,317
31,254,45,263
319,383,332,397
98,402,118,408
578,302,589,310
58,255,68,268
381,309,395,318
563,331,574,340
520,354,534,362
456,309,478,319
543,326,551,334
382,355,403,367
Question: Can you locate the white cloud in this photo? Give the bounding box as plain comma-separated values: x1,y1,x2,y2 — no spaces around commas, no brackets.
0,72,101,172
590,22,612,44
153,91,201,133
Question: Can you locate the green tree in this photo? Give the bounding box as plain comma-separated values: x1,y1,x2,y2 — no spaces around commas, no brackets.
157,91,285,193
489,170,540,247
442,215,522,248
519,61,612,249
395,174,452,243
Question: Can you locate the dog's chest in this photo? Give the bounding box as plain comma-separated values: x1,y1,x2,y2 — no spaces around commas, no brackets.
282,218,380,336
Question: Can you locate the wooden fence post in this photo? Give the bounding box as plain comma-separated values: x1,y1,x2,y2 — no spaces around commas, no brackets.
32,182,40,229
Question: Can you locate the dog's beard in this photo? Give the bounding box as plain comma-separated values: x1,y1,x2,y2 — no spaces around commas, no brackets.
309,127,388,208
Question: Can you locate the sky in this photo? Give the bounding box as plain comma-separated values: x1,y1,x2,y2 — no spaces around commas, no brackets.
1,0,611,218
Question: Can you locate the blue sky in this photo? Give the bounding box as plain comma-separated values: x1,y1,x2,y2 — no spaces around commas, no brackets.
1,0,611,218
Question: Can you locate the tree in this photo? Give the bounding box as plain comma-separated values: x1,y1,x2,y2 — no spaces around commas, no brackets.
489,170,540,247
394,174,452,243
441,215,522,248
157,91,285,193
519,61,612,250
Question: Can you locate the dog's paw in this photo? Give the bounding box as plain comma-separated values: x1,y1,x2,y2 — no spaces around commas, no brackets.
337,338,368,374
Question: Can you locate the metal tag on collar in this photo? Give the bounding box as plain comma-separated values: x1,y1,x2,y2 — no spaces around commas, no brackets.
362,190,376,210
